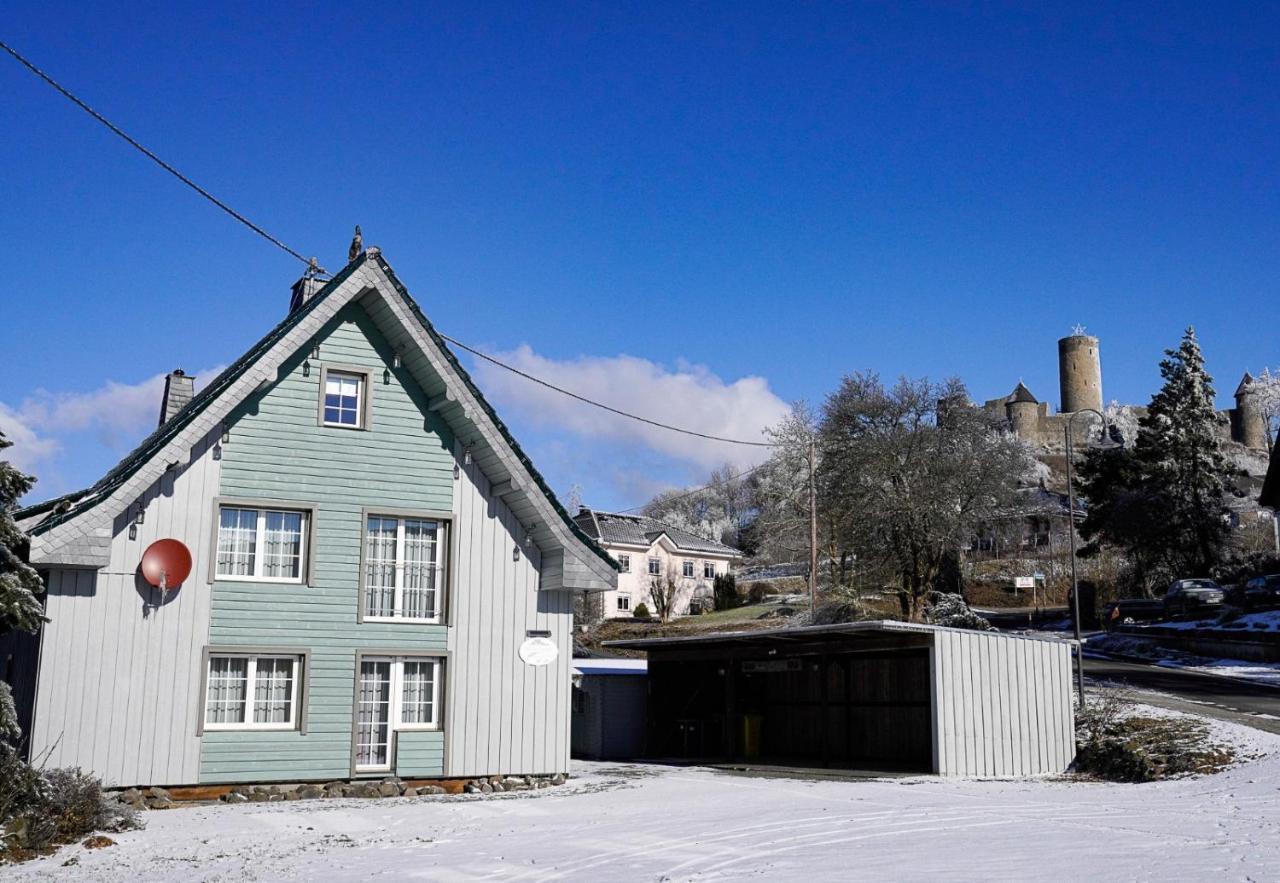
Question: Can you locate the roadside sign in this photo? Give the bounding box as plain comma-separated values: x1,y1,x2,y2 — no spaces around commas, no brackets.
1014,576,1035,589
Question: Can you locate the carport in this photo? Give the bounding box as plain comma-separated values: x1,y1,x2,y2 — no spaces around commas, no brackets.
608,621,1076,777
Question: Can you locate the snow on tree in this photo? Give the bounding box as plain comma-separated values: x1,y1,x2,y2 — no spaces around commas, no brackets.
642,463,755,550
1248,367,1280,451
1103,401,1141,448
0,430,45,746
818,374,1033,621
1078,328,1236,589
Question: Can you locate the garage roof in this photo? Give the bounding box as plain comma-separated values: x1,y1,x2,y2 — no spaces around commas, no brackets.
605,620,1077,650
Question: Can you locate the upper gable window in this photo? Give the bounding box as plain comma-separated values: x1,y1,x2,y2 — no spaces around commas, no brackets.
323,371,365,428
682,559,695,578
616,554,631,573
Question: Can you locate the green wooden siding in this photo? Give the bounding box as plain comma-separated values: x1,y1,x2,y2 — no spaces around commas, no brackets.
202,304,454,782
395,731,446,777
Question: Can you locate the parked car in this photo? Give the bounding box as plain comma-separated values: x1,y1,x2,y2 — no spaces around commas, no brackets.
1239,574,1280,610
1102,598,1165,630
1162,578,1225,617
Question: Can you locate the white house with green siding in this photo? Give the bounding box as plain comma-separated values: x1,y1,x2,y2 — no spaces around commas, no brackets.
11,248,618,788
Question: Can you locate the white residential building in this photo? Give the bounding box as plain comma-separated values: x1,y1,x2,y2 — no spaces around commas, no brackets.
572,508,742,618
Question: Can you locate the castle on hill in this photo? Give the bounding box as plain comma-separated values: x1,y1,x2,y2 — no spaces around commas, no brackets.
982,329,1269,455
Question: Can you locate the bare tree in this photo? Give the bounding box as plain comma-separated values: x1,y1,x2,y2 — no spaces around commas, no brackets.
647,560,684,622
642,463,755,549
749,403,818,564
819,374,1034,621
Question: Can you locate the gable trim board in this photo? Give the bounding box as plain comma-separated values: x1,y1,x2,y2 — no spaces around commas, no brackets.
16,251,617,787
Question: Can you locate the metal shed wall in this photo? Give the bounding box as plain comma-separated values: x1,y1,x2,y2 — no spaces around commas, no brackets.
930,629,1075,777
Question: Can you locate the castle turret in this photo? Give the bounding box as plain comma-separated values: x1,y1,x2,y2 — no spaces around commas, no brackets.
1232,372,1268,450
1058,330,1103,414
1006,382,1041,440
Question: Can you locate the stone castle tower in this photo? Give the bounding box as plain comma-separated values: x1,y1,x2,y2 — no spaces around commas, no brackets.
1057,330,1103,414
985,330,1269,453
1231,372,1268,451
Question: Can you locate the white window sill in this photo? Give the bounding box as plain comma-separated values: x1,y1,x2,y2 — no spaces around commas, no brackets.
322,421,366,430
214,574,306,585
203,723,299,732
363,616,442,625
395,723,441,732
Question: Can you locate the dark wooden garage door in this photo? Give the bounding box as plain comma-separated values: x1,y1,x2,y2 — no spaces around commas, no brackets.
741,648,932,771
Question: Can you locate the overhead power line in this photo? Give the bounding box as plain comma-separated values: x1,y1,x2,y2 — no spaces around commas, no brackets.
440,334,778,448
0,39,312,267
3,39,780,450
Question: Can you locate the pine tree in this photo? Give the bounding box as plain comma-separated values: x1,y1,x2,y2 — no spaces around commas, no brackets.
1135,327,1234,574
1077,328,1235,588
0,431,44,744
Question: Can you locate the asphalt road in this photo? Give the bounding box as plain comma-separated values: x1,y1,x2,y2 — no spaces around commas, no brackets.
1082,653,1280,735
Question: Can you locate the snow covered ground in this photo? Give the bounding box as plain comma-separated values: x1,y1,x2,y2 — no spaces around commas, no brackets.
6,714,1280,882
1153,609,1280,633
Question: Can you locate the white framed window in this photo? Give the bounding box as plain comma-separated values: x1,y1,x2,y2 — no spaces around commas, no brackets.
648,557,661,575
363,515,447,622
703,562,716,579
682,559,695,578
323,371,365,427
355,656,441,772
204,654,301,730
216,506,307,582
616,593,631,612
617,554,631,573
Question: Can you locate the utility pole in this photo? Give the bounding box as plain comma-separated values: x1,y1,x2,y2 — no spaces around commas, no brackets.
808,437,818,614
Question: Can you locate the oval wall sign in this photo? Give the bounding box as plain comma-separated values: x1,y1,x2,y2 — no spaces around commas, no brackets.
519,637,559,667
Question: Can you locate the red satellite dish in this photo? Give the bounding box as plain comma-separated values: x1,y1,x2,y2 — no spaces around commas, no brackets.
140,539,193,591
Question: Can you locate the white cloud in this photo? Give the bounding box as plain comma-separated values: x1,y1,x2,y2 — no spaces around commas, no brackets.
468,345,790,473
0,403,60,473
0,366,225,482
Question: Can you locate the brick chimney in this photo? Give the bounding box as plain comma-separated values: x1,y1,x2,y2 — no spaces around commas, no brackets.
158,369,195,427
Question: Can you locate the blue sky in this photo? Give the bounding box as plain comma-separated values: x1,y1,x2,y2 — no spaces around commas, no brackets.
2,2,1277,510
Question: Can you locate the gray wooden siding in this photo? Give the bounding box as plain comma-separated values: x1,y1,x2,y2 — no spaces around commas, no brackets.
29,428,223,786
203,305,454,783
931,630,1075,777
571,676,646,761
445,442,573,777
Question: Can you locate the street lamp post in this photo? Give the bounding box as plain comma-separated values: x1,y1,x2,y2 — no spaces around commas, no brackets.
1064,407,1117,705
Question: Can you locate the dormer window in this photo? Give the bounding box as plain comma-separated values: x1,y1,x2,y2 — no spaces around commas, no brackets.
317,365,372,430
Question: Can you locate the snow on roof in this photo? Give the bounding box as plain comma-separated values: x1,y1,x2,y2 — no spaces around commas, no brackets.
572,658,649,676
573,508,741,556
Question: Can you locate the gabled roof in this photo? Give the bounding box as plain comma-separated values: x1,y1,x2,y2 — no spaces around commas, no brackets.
18,251,618,583
573,508,742,557
1008,382,1038,405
